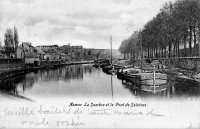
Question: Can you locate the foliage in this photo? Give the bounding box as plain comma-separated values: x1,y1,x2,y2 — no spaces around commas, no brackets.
14,26,19,54
119,0,200,58
4,28,14,57
88,50,91,56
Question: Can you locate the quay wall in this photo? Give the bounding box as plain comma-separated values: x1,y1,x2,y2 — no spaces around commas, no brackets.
0,60,94,84
177,58,200,70
0,58,23,73
40,60,61,67
148,58,200,71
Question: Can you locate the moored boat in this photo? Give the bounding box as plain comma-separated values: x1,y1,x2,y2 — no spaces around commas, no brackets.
102,65,113,73
117,67,168,89
113,64,124,70
99,59,110,69
175,75,200,86
93,59,110,68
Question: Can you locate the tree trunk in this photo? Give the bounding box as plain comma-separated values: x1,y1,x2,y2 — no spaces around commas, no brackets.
193,26,197,56
148,44,150,58
173,44,176,57
160,47,162,58
156,45,158,58
177,40,180,58
184,35,187,57
169,42,171,58
175,42,178,58
189,26,192,56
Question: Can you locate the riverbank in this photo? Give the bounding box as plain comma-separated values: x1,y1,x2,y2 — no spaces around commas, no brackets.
115,58,197,71
114,59,135,66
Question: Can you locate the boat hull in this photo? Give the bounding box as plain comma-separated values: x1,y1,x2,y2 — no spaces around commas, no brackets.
175,76,200,86
138,83,168,93
117,71,141,85
141,79,167,86
117,71,168,87
102,65,113,73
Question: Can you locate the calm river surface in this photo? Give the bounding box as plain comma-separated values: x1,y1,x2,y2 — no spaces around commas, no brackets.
1,64,200,101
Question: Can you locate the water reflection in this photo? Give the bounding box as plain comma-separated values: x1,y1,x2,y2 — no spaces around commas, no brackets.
65,65,83,80
173,82,200,97
0,64,200,100
119,77,200,98
32,65,85,82
0,65,97,99
0,72,38,95
0,75,24,95
111,76,113,99
83,65,93,74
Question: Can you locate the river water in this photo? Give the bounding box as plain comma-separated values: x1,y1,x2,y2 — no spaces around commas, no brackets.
0,64,200,101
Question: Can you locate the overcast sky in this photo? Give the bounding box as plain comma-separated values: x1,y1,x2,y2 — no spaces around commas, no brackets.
0,0,174,49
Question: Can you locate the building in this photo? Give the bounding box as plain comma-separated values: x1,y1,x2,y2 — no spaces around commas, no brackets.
37,45,59,50
71,45,83,53
37,45,62,61
60,44,71,54
43,52,60,61
16,45,24,58
42,47,61,61
18,42,40,66
35,47,45,60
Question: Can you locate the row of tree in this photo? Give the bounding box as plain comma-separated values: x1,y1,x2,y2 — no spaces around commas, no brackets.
119,0,200,59
2,27,19,58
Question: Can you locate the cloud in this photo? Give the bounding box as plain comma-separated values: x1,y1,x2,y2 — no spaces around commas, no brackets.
75,26,93,35
112,0,132,5
0,0,175,48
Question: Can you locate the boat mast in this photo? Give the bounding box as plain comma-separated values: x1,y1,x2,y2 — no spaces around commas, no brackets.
153,65,156,94
110,36,112,64
140,31,143,70
110,37,114,99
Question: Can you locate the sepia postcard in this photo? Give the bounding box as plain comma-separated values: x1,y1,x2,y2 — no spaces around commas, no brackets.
0,0,200,128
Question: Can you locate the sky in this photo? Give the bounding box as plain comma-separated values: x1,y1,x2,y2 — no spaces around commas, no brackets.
0,0,174,49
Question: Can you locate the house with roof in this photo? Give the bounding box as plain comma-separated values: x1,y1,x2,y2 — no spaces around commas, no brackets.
40,46,61,61
37,45,59,51
35,47,45,60
16,45,24,59
17,42,40,66
60,44,71,54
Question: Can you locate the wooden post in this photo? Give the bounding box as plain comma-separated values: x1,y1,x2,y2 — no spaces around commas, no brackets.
140,31,143,70
153,65,156,94
110,36,112,65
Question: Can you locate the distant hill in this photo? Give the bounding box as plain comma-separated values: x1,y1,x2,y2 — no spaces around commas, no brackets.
90,49,122,60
